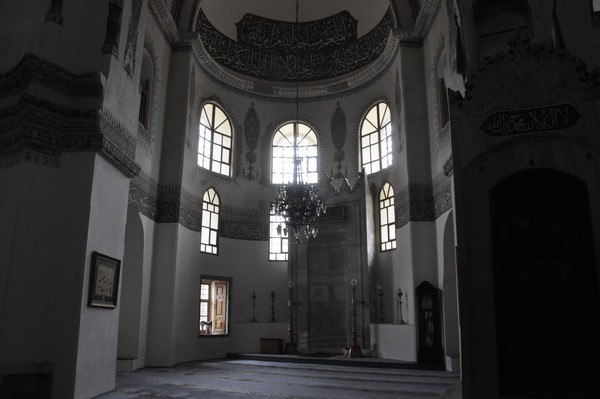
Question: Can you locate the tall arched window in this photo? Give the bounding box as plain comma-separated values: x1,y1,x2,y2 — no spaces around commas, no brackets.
198,103,232,176
360,101,392,175
380,182,397,251
272,122,318,184
201,188,220,255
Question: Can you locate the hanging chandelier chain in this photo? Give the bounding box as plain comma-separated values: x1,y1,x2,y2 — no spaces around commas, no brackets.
270,0,326,243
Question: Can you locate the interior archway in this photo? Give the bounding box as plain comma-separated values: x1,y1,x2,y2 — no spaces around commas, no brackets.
117,205,145,372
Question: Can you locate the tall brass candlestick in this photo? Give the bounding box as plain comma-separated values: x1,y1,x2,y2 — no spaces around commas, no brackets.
251,292,257,322
285,281,298,354
347,279,363,358
397,288,406,324
270,291,275,322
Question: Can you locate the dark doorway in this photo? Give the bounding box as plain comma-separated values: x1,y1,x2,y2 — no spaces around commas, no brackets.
491,169,600,398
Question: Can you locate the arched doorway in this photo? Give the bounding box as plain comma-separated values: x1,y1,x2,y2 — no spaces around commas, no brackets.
491,169,600,397
117,205,145,371
442,211,460,372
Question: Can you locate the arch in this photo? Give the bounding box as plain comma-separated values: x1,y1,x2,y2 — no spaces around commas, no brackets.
197,102,233,176
441,210,460,371
379,182,396,251
117,204,145,371
491,168,600,396
271,121,319,184
200,187,220,255
359,101,393,175
137,40,160,146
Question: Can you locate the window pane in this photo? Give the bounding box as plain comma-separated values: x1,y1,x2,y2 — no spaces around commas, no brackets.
381,226,388,242
200,284,210,300
201,227,210,243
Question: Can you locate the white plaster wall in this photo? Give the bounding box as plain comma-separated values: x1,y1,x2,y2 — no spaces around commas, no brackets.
371,323,416,361
117,206,146,371
145,223,179,366
137,215,156,367
422,0,454,178
410,222,438,287
0,152,103,399
435,209,460,371
75,154,131,399
136,4,172,179
148,224,287,364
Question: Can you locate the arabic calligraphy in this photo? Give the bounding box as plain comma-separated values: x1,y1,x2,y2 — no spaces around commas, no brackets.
236,11,357,53
196,8,394,82
480,104,581,136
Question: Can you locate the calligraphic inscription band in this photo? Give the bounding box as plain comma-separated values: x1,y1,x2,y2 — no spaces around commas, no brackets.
479,104,581,136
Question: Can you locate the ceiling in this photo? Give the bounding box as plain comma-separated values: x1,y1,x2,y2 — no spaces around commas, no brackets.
169,0,411,34
167,0,418,91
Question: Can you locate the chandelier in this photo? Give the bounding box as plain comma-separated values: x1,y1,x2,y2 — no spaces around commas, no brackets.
270,0,326,242
271,158,326,242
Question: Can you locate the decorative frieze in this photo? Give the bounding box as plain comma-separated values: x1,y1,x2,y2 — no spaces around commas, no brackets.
0,53,103,99
479,104,581,137
395,187,410,228
243,102,260,180
129,172,158,220
236,12,358,53
219,204,269,240
0,54,140,177
409,182,435,221
395,176,453,227
331,102,347,165
195,8,394,82
149,0,179,45
221,220,269,241
433,174,452,217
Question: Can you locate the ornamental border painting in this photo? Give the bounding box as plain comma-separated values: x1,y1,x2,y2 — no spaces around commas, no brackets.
88,251,121,308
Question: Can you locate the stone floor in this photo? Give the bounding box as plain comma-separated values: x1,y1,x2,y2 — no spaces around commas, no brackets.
95,357,461,399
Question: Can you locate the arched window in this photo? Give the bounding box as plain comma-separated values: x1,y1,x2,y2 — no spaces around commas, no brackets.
200,188,220,255
137,48,154,137
360,102,392,175
272,122,318,184
380,182,397,251
198,103,232,176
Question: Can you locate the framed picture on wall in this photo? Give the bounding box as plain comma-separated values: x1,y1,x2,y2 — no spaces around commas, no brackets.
88,251,121,308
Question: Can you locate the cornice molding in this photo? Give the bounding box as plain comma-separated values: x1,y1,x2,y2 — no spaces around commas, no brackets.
0,54,140,177
148,0,178,43
184,32,400,99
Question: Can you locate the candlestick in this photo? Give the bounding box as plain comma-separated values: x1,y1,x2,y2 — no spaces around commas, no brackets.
251,292,257,322
285,281,298,354
397,288,406,324
347,279,363,358
270,290,276,322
